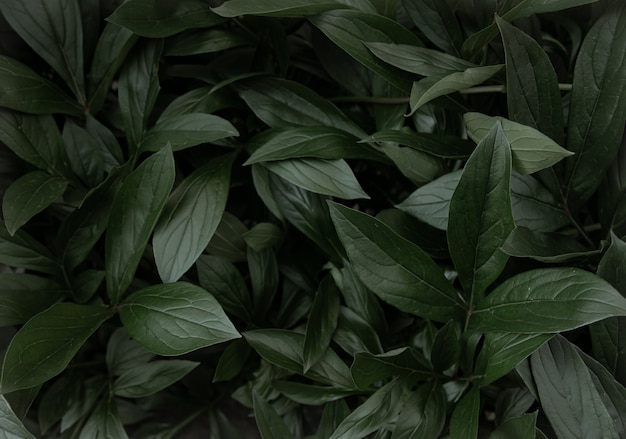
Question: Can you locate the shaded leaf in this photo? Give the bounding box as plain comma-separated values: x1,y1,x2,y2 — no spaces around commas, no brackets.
252,391,295,439
0,220,60,275
213,339,251,383
449,387,480,439
391,380,446,439
0,274,65,326
78,394,128,439
510,172,568,231
304,276,341,372
113,360,199,398
205,211,248,263
351,348,431,390
490,412,538,439
502,226,592,262
361,129,474,159
430,320,460,372
166,28,252,56
273,381,357,405
0,394,36,439
401,0,463,55
62,120,104,188
212,0,347,17
495,388,536,425
106,327,155,377
381,144,446,186
85,115,124,172
242,223,282,252
334,306,383,356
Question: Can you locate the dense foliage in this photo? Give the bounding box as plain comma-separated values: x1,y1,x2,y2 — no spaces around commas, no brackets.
0,0,625,437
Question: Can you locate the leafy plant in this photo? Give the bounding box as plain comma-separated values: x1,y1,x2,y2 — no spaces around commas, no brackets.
0,0,625,437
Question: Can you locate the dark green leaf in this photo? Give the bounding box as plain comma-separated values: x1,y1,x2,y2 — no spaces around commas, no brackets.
449,387,480,439
248,247,279,321
205,211,248,262
3,385,40,426
62,120,104,188
118,39,163,151
310,10,422,91
2,171,67,235
274,381,356,405
107,0,224,37
497,16,563,144
106,147,174,303
158,86,232,121
448,121,513,302
0,220,60,275
0,0,85,103
78,394,128,439
530,335,621,438
212,0,346,17
470,268,626,333
242,223,283,252
391,380,446,439
213,339,251,383
119,282,241,356
562,5,626,212
252,391,295,439
165,28,252,56
401,0,463,55
510,172,569,231
361,130,474,159
502,226,592,262
304,276,341,372
430,320,460,372
464,113,573,175
316,400,350,439
490,412,537,439
153,154,233,283
334,307,383,356
0,56,81,116
495,388,535,425
0,303,112,393
71,269,105,304
0,274,65,326
599,140,626,234
0,395,36,439
381,144,446,186
113,360,199,398
85,115,124,172
351,348,430,390
106,327,154,377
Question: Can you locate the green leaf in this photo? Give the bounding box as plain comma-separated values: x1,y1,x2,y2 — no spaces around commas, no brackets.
0,56,81,116
119,282,240,356
273,381,357,405
351,348,431,390
107,0,224,37
381,144,446,186
365,42,475,76
303,276,341,373
495,388,535,425
113,360,199,398
328,378,410,439
490,412,538,439
242,223,283,252
562,4,626,212
212,0,346,17
401,0,463,55
448,121,514,302
196,255,253,322
329,202,464,322
118,39,163,151
361,129,475,159
85,115,124,172
157,86,231,121
530,335,621,439
464,112,573,175
2,171,67,235
510,172,569,231
244,329,354,388
334,307,383,356
252,391,295,439
502,226,591,262
78,395,128,439
408,65,503,116
153,154,233,283
213,339,251,383
245,127,379,164
0,394,36,439
391,380,446,439
0,303,112,393
0,274,65,326
106,147,175,303
235,77,366,138
106,327,154,377
62,120,104,188
430,320,460,372
470,268,626,333
310,10,422,92
476,333,552,386
140,113,239,153
449,387,480,439
205,212,248,263
265,159,369,200
599,144,626,234
497,16,563,144
0,220,60,275
165,28,252,56
59,376,105,433
0,0,85,103
316,401,350,439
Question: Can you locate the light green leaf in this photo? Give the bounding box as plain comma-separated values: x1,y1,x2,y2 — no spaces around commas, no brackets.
212,0,347,17
351,348,431,390
362,129,474,159
470,268,626,333
0,220,60,275
113,360,199,398
329,202,464,322
2,171,67,235
140,113,238,152
106,147,175,303
119,282,241,356
0,56,81,116
0,274,65,326
391,380,446,439
0,0,85,103
0,303,113,393
448,121,514,302
78,395,128,439
464,112,573,175
0,394,36,439
265,159,369,200
401,0,463,55
304,276,341,373
107,0,224,37
153,154,233,283
449,387,480,439
252,391,295,439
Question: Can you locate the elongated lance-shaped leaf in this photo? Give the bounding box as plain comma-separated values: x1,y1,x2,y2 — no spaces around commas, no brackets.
496,16,563,144
0,273,65,326
391,380,446,439
329,202,465,323
106,147,174,303
0,0,86,103
112,360,199,398
449,387,480,439
562,4,626,212
0,303,113,393
470,268,626,334
252,392,296,439
0,220,60,275
212,0,347,17
401,0,463,55
78,393,128,439
448,121,514,304
0,394,37,439
361,130,475,159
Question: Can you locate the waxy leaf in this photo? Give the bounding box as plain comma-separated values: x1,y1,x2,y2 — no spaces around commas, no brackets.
361,130,474,159
334,307,383,356
107,0,224,37
562,4,626,212
351,348,431,390
113,360,199,398
329,203,465,322
1,303,113,393
0,394,36,439
490,412,538,439
0,56,81,116
252,392,295,439
470,268,626,333
153,154,233,283
0,274,65,326
140,113,239,152
0,0,86,103
464,112,573,175
78,395,128,439
449,387,480,439
502,227,591,263
119,282,240,356
408,65,504,115
392,380,446,439
510,172,568,231
448,122,514,302
381,144,446,186
212,0,346,17
106,147,175,303
3,171,67,235
401,0,463,55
